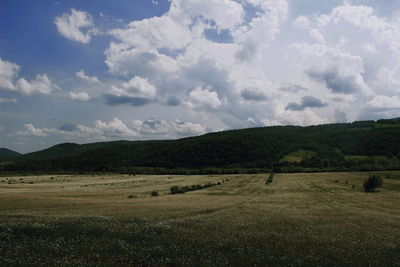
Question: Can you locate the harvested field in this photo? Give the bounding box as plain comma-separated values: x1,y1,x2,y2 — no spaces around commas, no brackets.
0,172,399,266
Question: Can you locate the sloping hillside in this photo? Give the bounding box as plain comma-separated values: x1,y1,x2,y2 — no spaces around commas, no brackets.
0,148,21,162
2,118,400,173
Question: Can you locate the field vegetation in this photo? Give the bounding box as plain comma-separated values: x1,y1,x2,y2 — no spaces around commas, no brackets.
0,172,399,265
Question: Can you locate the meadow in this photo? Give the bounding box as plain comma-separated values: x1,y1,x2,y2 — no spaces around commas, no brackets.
0,172,399,266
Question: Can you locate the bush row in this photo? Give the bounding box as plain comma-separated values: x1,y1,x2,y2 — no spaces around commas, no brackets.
170,182,218,194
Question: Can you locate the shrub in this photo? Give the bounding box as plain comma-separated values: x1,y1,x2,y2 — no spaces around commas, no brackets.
151,191,160,197
363,175,383,192
170,186,182,194
266,173,274,185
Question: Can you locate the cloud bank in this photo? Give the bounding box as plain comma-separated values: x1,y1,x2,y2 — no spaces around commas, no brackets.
5,0,400,151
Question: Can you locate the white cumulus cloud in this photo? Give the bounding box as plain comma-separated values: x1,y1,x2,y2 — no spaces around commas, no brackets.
69,91,91,101
0,57,19,90
0,57,58,95
188,86,221,109
17,124,48,137
15,74,57,95
169,0,245,30
76,70,100,83
104,76,157,106
54,9,96,44
172,120,206,136
93,118,137,137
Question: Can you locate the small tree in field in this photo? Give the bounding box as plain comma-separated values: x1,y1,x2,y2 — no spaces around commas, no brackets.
363,175,383,192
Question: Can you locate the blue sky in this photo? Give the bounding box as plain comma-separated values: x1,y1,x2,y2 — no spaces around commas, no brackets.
0,0,169,75
1,0,400,153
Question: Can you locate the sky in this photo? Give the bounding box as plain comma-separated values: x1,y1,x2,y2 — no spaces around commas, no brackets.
1,0,400,153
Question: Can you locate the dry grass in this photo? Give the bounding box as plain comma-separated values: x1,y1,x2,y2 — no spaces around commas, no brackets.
0,172,399,266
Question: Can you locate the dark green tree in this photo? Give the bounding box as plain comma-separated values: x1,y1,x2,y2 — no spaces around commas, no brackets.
363,175,383,192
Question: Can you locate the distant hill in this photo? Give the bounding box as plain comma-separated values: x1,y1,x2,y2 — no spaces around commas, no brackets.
0,148,21,162
2,118,400,173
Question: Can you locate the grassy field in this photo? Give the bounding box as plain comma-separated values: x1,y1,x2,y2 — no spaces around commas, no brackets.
280,149,316,163
0,172,399,266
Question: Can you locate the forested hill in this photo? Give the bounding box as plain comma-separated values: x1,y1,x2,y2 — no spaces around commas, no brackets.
0,148,21,162
2,118,400,173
